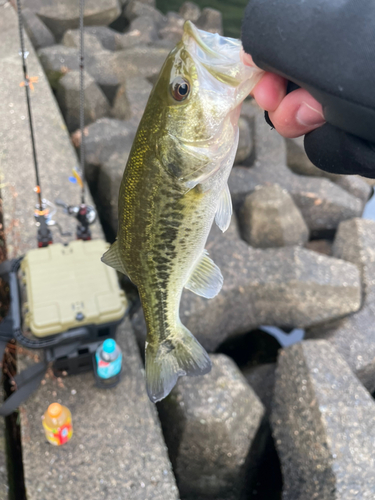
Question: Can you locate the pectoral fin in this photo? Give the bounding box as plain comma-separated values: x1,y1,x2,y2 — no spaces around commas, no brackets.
185,250,223,298
215,184,232,232
101,240,128,276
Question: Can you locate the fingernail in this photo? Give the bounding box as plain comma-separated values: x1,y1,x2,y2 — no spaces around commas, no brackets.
296,102,325,127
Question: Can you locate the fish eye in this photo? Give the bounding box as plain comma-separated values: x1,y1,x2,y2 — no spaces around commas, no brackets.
170,77,190,101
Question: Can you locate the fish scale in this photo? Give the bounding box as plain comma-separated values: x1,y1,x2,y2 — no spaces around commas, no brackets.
102,21,263,402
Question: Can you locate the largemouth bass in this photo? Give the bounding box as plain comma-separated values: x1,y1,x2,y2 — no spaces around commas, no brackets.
102,21,263,402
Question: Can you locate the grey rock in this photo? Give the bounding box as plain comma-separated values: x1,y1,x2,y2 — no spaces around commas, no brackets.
286,136,326,177
153,38,177,50
272,340,375,500
132,224,361,352
85,50,120,103
20,320,179,500
166,11,185,29
239,184,309,248
228,166,363,237
84,118,136,186
243,363,276,417
62,29,103,51
282,176,362,236
97,150,130,234
286,136,371,205
85,25,120,51
158,27,182,44
36,0,121,39
56,70,109,132
306,218,375,392
234,116,253,165
158,354,266,500
38,45,119,101
21,0,58,12
123,1,166,28
158,12,184,44
334,175,372,205
241,100,287,167
38,45,79,88
119,0,155,4
115,31,143,50
112,45,170,84
307,303,375,394
232,104,363,236
110,83,131,120
304,239,332,256
130,15,158,43
125,77,152,126
117,15,159,48
196,7,223,35
332,218,375,295
179,1,201,22
21,7,55,50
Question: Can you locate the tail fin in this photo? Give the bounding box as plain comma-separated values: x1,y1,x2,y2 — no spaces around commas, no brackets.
145,324,212,403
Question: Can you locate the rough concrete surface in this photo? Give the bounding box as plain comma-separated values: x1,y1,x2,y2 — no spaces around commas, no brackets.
239,184,309,248
332,218,375,298
158,354,265,500
20,319,179,500
272,340,375,500
243,363,276,417
84,118,137,187
56,70,110,132
234,116,253,165
307,218,375,392
36,0,121,39
97,150,131,234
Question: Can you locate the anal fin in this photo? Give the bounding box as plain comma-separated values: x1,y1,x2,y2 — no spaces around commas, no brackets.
185,250,223,299
101,240,128,276
215,184,232,232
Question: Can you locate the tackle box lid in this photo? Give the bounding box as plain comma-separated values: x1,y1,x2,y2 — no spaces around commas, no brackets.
20,239,128,337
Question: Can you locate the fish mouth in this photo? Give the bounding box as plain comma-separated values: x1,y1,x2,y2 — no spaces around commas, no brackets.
182,21,254,87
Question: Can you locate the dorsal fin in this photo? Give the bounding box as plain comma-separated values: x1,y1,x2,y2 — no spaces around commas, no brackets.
185,250,223,298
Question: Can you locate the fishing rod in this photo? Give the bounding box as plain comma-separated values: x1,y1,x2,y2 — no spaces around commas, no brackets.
16,0,53,248
16,0,96,244
55,0,97,240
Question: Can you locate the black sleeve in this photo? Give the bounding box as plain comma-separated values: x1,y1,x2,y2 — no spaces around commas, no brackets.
241,0,375,178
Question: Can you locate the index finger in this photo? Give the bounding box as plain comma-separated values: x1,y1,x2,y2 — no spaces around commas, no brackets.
240,48,287,112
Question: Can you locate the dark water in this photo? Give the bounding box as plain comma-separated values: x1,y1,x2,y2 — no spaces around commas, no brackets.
156,0,248,38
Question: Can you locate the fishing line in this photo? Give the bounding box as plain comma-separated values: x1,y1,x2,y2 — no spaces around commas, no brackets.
79,0,86,205
15,0,42,209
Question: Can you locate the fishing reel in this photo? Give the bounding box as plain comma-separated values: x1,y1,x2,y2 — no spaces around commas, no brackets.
34,198,71,247
55,200,97,241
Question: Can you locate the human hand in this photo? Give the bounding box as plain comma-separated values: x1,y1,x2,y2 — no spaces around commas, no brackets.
241,50,325,139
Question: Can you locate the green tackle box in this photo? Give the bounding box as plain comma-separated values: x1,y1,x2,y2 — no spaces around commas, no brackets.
20,239,127,337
